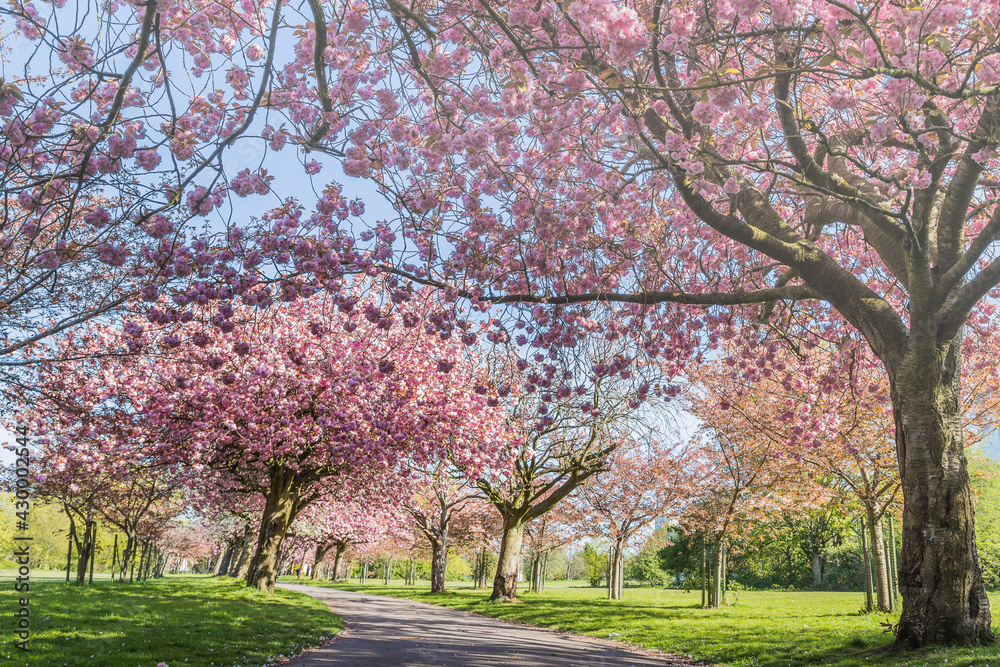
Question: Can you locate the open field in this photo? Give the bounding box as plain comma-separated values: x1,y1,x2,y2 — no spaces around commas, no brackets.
0,574,343,666
289,578,1000,667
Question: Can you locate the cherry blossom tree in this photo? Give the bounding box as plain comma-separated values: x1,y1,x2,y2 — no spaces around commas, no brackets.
344,0,1000,646
11,0,1000,645
403,464,478,592
0,0,381,381
122,292,511,593
692,334,1000,612
522,504,577,594
565,440,693,600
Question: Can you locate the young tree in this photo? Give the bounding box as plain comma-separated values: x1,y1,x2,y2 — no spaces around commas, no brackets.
522,506,577,594
403,466,478,593
565,440,693,599
474,383,627,601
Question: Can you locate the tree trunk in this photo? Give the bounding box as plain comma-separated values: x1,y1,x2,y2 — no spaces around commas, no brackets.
860,517,874,612
120,534,134,582
865,506,892,613
700,536,707,609
311,544,331,580
65,525,74,583
540,553,547,594
89,524,96,585
889,515,899,604
609,540,625,600
891,343,994,647
811,554,823,586
430,537,448,593
231,528,254,579
216,542,234,576
331,542,346,581
245,469,300,594
75,522,93,586
490,519,525,601
709,536,724,608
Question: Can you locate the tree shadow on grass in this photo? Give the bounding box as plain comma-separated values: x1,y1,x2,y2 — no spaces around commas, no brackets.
6,578,339,667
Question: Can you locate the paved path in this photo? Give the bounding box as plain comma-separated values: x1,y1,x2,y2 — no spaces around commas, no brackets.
279,583,705,667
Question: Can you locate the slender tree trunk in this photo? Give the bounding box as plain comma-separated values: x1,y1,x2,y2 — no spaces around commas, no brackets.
860,517,874,612
889,515,899,604
811,554,823,586
721,541,727,604
246,469,301,594
156,552,167,578
430,537,448,593
530,555,541,594
119,534,133,581
75,522,93,586
866,507,892,613
607,546,613,600
609,540,625,600
709,537,724,608
890,337,994,647
111,534,118,583
700,536,707,608
539,553,547,594
89,524,96,585
490,519,525,601
65,525,74,583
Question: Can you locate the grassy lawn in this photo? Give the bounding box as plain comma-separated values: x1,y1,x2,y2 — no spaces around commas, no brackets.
289,577,1000,667
0,574,343,666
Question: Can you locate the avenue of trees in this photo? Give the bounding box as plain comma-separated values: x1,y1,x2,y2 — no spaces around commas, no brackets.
4,0,1000,652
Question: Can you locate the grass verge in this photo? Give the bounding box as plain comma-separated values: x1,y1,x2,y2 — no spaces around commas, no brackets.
0,574,343,666
286,577,1000,667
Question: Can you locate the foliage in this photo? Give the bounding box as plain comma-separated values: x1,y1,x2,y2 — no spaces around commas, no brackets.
970,452,1000,590
625,543,669,588
581,542,606,587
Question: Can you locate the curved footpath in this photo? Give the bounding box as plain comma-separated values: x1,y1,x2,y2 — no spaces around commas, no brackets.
278,583,708,667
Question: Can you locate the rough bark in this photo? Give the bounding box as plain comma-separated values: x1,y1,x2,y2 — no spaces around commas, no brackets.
74,522,94,586
231,527,254,579
245,468,301,594
311,544,332,579
891,340,994,647
331,542,346,581
216,542,234,576
430,537,448,593
490,519,525,601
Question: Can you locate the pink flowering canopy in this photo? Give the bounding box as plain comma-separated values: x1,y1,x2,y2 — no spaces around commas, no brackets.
46,291,515,493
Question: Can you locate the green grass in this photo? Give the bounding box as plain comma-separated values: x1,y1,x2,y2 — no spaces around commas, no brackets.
0,574,343,666
289,577,1000,667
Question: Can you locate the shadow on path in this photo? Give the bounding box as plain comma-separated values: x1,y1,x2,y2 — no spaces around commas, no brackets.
279,583,709,667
